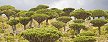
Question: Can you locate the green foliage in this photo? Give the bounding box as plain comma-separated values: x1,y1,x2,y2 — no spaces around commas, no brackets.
1,4,108,42
17,10,28,17
90,19,107,27
3,9,16,18
29,4,49,11
63,8,75,13
79,31,95,36
7,19,19,26
32,14,48,23
46,10,58,19
36,4,49,9
73,19,85,23
0,5,15,11
12,9,20,13
51,8,64,17
51,21,65,29
69,23,85,30
25,11,34,17
70,9,91,20
104,26,108,33
35,9,58,19
105,27,108,31
51,8,59,10
35,9,49,14
11,10,20,17
62,8,75,16
18,10,34,17
21,27,62,42
91,9,106,17
73,36,96,42
57,16,71,23
0,28,4,33
19,17,30,26
0,10,3,15
69,23,85,35
0,33,28,42
29,8,37,11
90,19,107,35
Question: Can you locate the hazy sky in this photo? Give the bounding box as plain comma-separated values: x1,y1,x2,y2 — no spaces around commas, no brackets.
0,0,108,10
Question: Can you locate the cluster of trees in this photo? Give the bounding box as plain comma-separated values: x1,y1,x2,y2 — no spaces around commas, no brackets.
0,5,108,42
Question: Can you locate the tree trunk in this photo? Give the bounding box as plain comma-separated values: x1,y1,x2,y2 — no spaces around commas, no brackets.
78,29,80,34
98,17,101,19
7,17,10,21
46,19,49,25
24,25,26,30
13,14,16,30
76,28,80,35
75,18,77,20
87,17,91,20
38,23,41,28
64,23,66,32
13,25,16,34
93,17,95,19
2,21,4,33
13,15,17,35
29,18,33,28
12,25,14,32
59,37,63,42
98,27,101,35
14,14,16,19
64,26,66,32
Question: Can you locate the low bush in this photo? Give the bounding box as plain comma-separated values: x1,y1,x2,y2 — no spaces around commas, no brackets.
73,36,96,42
21,27,62,42
79,31,95,36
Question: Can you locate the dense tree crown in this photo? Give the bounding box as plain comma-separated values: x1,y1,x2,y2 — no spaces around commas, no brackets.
32,14,48,23
57,16,72,23
62,8,75,16
63,8,75,13
29,4,49,11
25,11,34,17
70,9,91,20
32,14,48,28
51,8,64,17
69,23,85,35
90,19,107,27
19,17,30,30
21,27,62,42
17,10,28,17
51,21,65,29
73,36,96,42
79,31,95,36
90,19,107,35
19,17,30,26
35,9,58,19
3,9,16,20
7,19,19,34
36,4,49,9
0,5,15,11
91,10,106,17
73,19,85,23
7,19,19,26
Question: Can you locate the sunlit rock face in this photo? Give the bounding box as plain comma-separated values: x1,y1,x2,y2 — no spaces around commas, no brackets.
2,14,6,18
